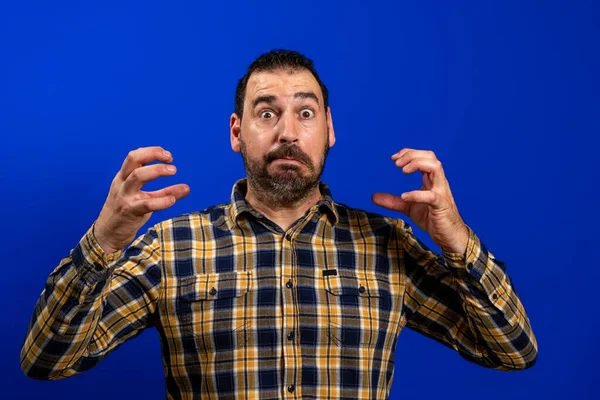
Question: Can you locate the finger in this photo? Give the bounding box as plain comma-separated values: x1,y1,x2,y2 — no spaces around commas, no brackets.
397,158,447,189
128,195,178,215
401,190,444,209
120,146,174,180
145,183,190,201
122,163,177,194
423,171,433,188
391,149,436,161
372,192,410,215
397,157,443,174
391,148,415,161
393,149,438,164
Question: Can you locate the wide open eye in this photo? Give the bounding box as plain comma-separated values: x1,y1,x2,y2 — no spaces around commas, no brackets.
300,108,315,119
259,110,276,119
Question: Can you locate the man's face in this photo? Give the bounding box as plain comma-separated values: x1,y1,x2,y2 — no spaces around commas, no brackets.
230,68,336,206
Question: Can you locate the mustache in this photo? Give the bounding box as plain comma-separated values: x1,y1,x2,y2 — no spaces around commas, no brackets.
265,145,312,166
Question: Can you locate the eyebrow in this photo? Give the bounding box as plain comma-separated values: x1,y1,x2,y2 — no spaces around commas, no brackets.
252,95,277,109
251,92,321,110
294,91,320,106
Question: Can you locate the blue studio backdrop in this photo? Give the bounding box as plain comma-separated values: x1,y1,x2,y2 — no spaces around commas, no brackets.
1,1,598,399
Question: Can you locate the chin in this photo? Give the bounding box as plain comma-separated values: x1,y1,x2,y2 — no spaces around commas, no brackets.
272,170,303,181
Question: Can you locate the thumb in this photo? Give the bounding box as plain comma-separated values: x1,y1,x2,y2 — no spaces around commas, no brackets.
372,192,410,215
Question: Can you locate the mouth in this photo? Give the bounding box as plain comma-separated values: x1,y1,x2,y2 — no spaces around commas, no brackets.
272,157,304,166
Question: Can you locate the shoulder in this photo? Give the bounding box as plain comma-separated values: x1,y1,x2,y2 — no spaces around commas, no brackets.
154,203,231,231
332,201,409,234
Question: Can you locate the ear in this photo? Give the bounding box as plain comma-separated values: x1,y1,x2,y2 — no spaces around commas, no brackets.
326,106,336,148
230,112,242,153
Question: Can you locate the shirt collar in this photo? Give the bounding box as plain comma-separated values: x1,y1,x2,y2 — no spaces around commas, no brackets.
228,178,339,224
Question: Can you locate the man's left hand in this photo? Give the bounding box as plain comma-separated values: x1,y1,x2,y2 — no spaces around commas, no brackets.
372,148,469,255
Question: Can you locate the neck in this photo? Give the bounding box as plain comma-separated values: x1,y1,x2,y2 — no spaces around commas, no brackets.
244,181,322,232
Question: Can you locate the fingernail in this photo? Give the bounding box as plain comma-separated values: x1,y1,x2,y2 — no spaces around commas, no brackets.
163,150,171,157
167,165,176,172
401,193,408,200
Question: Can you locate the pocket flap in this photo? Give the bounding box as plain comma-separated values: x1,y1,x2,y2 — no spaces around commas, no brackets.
324,270,383,297
179,271,252,301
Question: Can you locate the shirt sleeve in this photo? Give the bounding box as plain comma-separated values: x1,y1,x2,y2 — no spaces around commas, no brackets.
396,219,538,370
20,224,162,379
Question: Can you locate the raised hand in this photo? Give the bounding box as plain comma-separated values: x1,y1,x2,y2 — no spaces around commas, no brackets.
372,148,469,254
94,146,190,253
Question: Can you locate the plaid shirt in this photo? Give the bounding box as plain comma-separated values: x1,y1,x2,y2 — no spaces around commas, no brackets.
21,179,537,399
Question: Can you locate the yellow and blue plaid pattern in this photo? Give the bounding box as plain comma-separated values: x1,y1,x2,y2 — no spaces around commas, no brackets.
21,179,537,399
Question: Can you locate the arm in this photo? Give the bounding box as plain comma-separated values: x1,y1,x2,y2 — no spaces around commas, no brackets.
20,225,162,379
373,148,538,370
20,146,188,379
398,220,538,370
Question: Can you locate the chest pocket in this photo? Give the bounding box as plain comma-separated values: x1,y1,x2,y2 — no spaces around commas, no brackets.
178,271,252,352
324,270,394,348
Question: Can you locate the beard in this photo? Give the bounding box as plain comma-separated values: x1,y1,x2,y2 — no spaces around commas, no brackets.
240,137,329,207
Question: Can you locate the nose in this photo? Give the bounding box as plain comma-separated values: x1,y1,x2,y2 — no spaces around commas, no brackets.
276,112,299,144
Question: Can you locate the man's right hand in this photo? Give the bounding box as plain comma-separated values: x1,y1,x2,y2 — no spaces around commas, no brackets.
93,146,190,254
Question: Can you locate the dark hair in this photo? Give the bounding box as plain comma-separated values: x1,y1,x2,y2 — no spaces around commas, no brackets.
234,49,329,119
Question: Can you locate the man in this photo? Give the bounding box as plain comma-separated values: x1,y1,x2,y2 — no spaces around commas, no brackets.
21,49,537,399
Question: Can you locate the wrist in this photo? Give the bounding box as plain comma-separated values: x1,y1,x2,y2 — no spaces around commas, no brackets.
440,224,469,255
92,223,121,254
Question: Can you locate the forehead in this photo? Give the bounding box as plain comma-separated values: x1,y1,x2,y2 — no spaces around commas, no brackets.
245,68,323,104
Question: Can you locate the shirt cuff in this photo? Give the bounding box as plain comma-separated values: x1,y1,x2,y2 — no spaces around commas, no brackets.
441,226,509,305
71,224,123,286
442,225,486,281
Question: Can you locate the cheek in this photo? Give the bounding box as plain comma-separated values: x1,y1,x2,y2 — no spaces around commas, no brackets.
303,136,328,166
301,120,328,145
242,133,272,160
247,121,277,143
250,117,279,132
299,117,323,134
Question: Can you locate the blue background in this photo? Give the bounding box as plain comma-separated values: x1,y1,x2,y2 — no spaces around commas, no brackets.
2,1,598,398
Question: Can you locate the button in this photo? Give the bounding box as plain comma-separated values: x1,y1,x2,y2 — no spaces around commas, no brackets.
209,287,217,296
287,330,295,341
285,234,292,241
286,280,293,289
287,384,295,393
358,285,366,294
492,293,498,300
467,262,473,271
